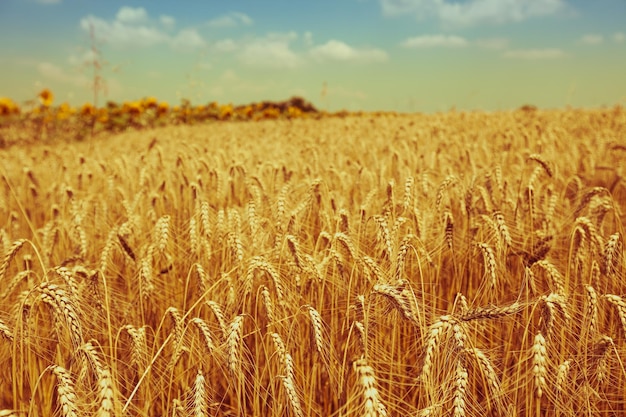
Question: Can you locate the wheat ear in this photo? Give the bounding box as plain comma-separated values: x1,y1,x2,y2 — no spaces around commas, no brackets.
421,316,452,382
453,357,469,417
0,318,13,342
0,239,27,282
372,281,419,326
585,285,598,337
353,357,387,417
603,294,626,337
532,331,547,399
36,283,84,349
190,317,216,356
461,302,523,322
555,359,571,394
206,301,228,340
271,332,303,417
602,233,621,276
227,315,244,377
123,325,148,374
593,336,613,385
50,365,79,417
80,341,115,417
193,369,208,417
477,243,498,289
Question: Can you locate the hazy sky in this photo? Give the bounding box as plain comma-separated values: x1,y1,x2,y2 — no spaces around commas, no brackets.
1,0,625,112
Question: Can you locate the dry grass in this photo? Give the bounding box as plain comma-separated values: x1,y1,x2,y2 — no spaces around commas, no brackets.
0,108,625,416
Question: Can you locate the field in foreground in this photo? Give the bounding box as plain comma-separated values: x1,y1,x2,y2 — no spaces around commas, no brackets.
0,108,625,417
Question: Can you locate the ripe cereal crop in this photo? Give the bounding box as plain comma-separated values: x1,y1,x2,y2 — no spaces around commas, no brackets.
0,105,625,416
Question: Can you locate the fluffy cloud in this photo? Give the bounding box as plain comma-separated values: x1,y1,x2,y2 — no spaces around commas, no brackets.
614,32,625,43
401,34,468,48
171,29,206,50
380,0,568,27
213,39,238,52
502,48,566,59
80,7,205,50
207,12,253,28
37,62,90,87
238,33,302,69
214,32,387,68
116,6,147,23
160,15,176,29
401,35,510,49
580,34,603,45
67,50,99,67
310,40,388,62
474,37,509,49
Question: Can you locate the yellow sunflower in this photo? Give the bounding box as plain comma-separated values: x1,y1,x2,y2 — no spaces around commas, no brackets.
56,102,74,120
80,103,96,117
0,97,20,115
157,101,169,116
38,88,54,107
143,96,158,109
123,101,143,116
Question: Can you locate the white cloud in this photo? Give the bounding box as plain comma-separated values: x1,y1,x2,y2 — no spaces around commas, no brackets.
160,15,176,29
68,50,99,67
238,34,302,69
380,0,568,27
310,40,388,62
81,15,168,47
207,12,253,28
474,37,509,49
213,38,238,52
80,8,205,50
304,31,314,47
580,34,603,45
614,32,625,43
37,62,90,87
502,48,566,59
401,34,468,48
172,28,206,50
116,6,148,24
209,69,277,96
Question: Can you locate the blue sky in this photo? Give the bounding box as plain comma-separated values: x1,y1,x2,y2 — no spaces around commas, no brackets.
1,0,625,112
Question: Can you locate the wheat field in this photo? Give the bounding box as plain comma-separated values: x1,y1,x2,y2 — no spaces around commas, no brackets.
0,107,625,417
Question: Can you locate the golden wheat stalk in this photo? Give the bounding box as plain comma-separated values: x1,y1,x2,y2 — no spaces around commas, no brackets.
452,357,469,417
585,285,598,337
193,369,208,417
593,335,613,385
353,357,387,417
468,347,506,413
50,365,79,417
555,359,571,394
0,239,27,283
190,317,216,356
372,281,419,326
123,325,148,373
602,232,621,276
477,243,497,289
227,315,244,376
421,316,453,383
0,318,13,342
603,294,626,337
532,331,547,399
36,282,84,349
166,306,185,368
271,332,303,417
207,301,228,340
